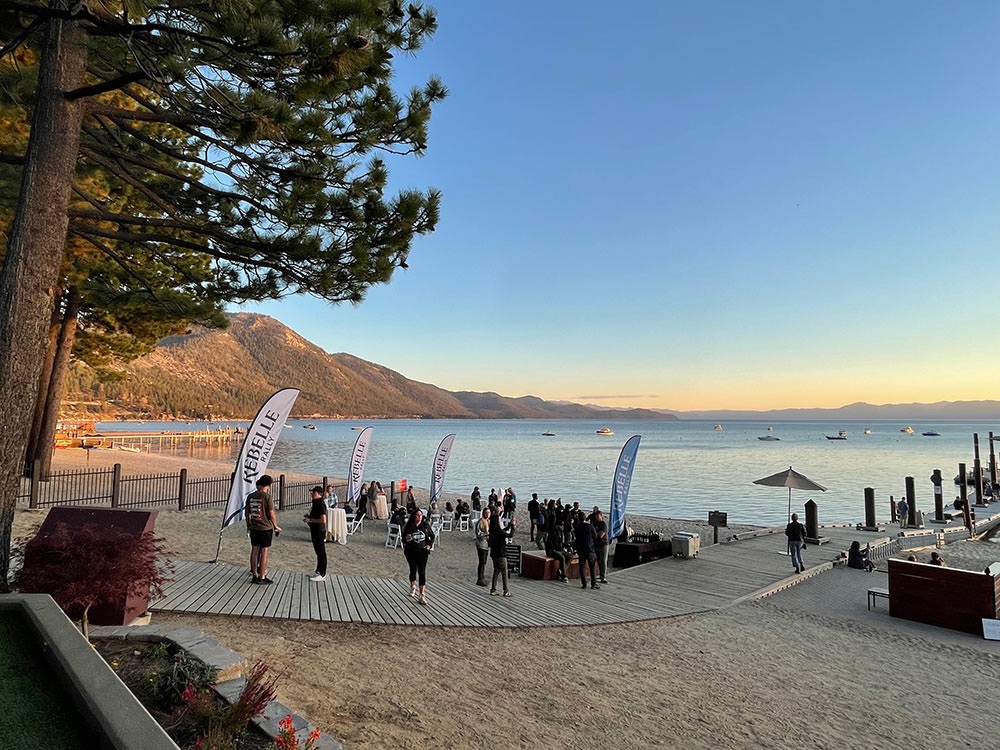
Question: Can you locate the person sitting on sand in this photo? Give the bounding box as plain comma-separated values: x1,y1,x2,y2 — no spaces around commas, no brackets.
929,551,946,566
847,541,875,572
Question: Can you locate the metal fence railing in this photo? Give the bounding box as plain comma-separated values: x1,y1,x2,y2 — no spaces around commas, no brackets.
184,475,231,510
17,460,337,515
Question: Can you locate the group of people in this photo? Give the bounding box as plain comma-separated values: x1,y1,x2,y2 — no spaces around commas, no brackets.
471,486,517,518
244,475,613,605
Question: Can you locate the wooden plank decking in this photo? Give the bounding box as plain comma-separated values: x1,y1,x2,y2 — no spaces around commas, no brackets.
152,511,1000,628
150,527,847,627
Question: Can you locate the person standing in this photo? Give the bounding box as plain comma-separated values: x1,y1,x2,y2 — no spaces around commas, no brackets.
528,493,540,542
474,507,492,586
489,513,515,597
402,509,434,605
785,512,807,574
303,486,328,581
366,480,378,517
574,511,599,590
471,486,482,512
246,474,281,585
897,497,909,529
591,509,609,584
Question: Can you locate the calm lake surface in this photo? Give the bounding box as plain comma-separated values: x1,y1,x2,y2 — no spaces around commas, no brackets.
97,419,1000,527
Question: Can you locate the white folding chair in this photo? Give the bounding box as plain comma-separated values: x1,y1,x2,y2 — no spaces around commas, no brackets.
458,514,470,532
347,512,365,536
441,511,454,532
385,522,401,549
431,521,443,550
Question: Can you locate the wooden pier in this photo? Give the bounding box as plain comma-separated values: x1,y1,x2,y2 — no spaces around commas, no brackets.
57,428,242,451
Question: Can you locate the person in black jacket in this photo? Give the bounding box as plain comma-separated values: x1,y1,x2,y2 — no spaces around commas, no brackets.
488,513,515,597
785,512,807,573
574,511,599,590
402,509,435,605
303,486,328,582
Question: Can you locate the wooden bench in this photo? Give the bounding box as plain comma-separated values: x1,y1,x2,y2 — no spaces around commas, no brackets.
867,586,889,610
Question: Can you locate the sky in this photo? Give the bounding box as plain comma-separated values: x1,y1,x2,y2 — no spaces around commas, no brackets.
242,1,1000,412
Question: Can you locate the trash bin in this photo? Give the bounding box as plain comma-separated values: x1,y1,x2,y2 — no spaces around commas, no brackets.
672,532,700,559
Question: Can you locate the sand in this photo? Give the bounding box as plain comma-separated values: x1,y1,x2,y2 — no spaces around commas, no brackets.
14,449,1000,749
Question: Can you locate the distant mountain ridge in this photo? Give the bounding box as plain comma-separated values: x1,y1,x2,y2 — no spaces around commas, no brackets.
671,401,1000,421
63,313,678,421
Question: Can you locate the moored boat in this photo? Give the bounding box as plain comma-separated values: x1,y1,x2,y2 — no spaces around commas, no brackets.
825,430,847,440
541,431,556,436
596,427,614,436
757,435,780,441
713,424,723,431
900,426,914,434
303,424,317,430
922,430,940,437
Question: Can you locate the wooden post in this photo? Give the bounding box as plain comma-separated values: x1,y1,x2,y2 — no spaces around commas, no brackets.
804,498,819,540
390,480,396,506
278,474,286,511
930,469,944,522
863,487,876,528
973,433,986,506
110,463,122,508
889,494,897,523
178,468,187,512
958,462,968,524
905,476,916,527
990,432,998,501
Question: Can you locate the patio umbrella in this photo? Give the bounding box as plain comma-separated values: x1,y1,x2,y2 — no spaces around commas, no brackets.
753,466,827,522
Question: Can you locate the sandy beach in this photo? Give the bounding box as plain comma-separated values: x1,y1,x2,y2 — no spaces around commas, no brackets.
14,449,1000,749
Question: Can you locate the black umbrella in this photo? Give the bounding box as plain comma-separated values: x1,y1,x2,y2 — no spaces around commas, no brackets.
753,466,827,522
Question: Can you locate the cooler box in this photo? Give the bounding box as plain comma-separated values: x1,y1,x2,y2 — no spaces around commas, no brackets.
672,532,700,559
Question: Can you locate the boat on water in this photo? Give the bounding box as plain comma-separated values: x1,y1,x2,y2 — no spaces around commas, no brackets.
825,430,848,440
303,424,317,430
596,427,614,436
284,423,294,428
351,426,365,430
757,435,781,441
713,424,723,431
922,430,940,437
863,429,872,435
541,431,556,437
900,426,914,434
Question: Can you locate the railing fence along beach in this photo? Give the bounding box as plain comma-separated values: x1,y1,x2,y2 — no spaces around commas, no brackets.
17,460,350,514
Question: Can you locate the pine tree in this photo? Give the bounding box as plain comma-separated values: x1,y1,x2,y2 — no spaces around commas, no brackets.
0,0,445,589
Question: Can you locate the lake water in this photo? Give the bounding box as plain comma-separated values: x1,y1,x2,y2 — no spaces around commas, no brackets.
96,419,1000,527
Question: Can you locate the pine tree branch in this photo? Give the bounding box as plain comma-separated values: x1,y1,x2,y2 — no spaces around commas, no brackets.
65,71,149,101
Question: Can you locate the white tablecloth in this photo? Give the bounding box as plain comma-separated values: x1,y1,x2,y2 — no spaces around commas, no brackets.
326,508,347,544
373,493,388,520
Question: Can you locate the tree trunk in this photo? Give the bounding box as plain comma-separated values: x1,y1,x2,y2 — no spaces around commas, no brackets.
0,8,88,591
25,314,62,474
35,287,82,479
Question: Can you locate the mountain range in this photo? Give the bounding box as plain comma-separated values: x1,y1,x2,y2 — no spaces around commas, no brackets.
63,313,1000,421
63,313,677,421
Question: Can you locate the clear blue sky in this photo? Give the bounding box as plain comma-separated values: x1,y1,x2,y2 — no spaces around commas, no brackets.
242,1,1000,411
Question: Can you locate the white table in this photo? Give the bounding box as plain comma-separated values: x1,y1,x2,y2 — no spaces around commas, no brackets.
326,507,347,544
373,493,388,520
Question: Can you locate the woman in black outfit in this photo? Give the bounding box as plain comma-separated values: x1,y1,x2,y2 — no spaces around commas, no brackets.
488,513,515,597
402,508,435,605
303,486,328,582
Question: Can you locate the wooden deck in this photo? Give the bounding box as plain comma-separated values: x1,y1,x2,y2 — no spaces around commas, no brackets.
151,526,869,627
153,509,1000,628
